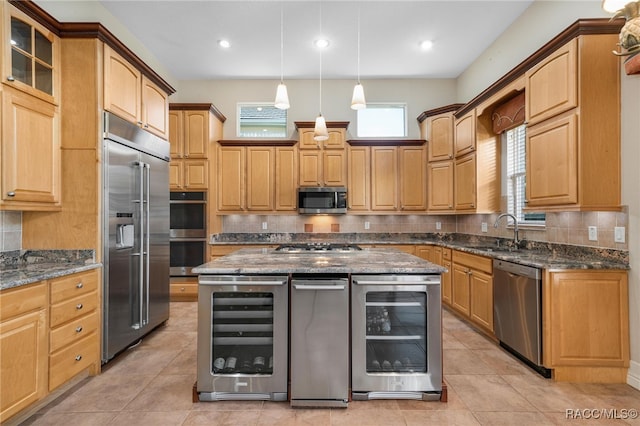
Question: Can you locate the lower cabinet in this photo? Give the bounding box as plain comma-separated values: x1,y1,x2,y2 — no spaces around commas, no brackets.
0,269,101,423
0,283,48,423
170,277,199,301
441,248,453,306
451,250,493,333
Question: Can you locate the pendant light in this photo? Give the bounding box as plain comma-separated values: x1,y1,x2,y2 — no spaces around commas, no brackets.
314,1,329,141
274,3,290,110
351,7,366,110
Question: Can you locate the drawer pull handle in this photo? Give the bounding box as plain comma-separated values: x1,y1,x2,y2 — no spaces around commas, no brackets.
76,303,83,310
180,287,185,292
76,282,83,289
75,355,82,361
76,326,83,333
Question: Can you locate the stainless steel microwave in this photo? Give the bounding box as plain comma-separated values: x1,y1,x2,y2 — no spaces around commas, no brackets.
298,187,347,214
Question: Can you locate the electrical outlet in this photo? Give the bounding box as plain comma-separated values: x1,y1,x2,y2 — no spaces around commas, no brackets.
364,221,370,230
588,226,598,241
262,222,268,230
436,222,442,230
481,222,488,233
614,226,626,243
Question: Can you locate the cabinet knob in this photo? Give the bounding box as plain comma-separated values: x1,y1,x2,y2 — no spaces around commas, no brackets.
75,355,83,361
76,282,83,289
449,154,453,159
76,303,83,310
7,76,15,82
524,199,529,204
144,124,149,128
137,121,143,125
7,191,15,197
180,287,186,292
76,326,83,333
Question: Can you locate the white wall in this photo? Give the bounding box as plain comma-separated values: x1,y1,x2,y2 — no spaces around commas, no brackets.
457,0,639,389
170,78,456,139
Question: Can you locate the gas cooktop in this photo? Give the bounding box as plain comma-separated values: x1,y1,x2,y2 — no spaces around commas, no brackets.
275,243,362,253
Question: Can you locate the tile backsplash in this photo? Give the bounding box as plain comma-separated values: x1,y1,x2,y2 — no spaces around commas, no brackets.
0,211,22,252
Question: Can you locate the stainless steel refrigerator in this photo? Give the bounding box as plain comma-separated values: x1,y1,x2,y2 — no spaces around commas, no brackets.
102,111,170,362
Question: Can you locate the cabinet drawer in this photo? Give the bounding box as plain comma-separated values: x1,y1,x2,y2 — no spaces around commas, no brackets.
49,332,98,391
50,271,98,304
0,282,47,321
50,291,98,327
50,310,99,353
452,251,492,274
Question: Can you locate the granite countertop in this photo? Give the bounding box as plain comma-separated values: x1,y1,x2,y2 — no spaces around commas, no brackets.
0,250,101,291
193,247,447,275
208,233,629,271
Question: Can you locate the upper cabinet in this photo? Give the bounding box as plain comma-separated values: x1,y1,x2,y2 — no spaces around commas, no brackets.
0,2,61,211
454,109,476,157
524,33,621,211
296,122,348,187
104,45,169,139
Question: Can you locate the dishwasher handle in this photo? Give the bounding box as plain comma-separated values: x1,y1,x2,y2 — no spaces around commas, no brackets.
493,259,541,280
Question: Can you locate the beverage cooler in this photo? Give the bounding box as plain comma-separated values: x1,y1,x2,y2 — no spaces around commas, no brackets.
351,275,442,401
197,275,288,401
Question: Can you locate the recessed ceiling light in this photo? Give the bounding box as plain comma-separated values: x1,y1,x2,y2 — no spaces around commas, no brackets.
218,39,231,49
420,40,433,50
314,39,330,49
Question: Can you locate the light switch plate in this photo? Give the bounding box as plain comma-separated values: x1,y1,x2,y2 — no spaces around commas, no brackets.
588,226,598,241
364,221,370,230
436,222,442,230
481,222,488,233
262,222,268,230
614,226,625,243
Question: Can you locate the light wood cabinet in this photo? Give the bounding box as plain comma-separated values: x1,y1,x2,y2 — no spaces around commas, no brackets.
451,250,493,333
296,123,348,187
217,141,297,213
170,277,198,301
427,160,454,212
441,248,452,306
170,159,209,191
454,152,476,211
454,109,476,157
104,45,169,139
543,270,629,383
48,270,100,391
428,112,455,162
0,282,48,423
371,147,398,211
1,85,60,210
399,146,427,211
347,146,370,211
523,34,620,211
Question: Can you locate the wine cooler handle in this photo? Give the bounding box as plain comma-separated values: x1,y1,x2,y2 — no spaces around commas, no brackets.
293,284,346,291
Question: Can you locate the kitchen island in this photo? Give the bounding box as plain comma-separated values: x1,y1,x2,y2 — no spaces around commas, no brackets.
193,247,445,406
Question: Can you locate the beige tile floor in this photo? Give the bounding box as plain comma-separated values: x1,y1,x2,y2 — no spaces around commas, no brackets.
24,302,640,426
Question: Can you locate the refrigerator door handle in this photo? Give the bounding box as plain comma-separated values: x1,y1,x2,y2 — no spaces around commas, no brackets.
133,161,145,330
144,162,150,326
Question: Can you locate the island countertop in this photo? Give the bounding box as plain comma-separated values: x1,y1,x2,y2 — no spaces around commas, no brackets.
193,247,447,275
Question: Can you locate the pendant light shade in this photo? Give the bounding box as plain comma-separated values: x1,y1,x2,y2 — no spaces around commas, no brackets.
314,114,329,141
274,4,290,110
275,83,290,110
351,83,366,110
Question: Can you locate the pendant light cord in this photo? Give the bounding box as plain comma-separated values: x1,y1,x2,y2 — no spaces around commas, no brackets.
357,8,361,85
318,0,323,115
280,3,284,84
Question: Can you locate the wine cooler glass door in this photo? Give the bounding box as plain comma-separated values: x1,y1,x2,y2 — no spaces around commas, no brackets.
351,275,442,394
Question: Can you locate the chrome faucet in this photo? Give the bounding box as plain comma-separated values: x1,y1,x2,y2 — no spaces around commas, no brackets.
494,213,520,246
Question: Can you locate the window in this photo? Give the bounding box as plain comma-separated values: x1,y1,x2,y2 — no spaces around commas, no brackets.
238,104,287,138
356,103,406,137
505,124,545,224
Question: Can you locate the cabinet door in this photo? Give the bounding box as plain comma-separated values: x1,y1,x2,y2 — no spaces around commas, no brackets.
184,110,208,158
299,129,319,149
470,270,493,332
399,146,426,211
546,271,629,369
323,129,345,149
371,147,397,211
442,258,452,305
246,147,274,211
429,113,454,161
451,263,470,316
415,245,433,262
169,161,183,190
454,152,476,211
275,146,298,211
1,86,60,207
299,150,321,187
347,146,370,211
141,75,168,139
526,39,577,126
184,159,208,190
217,146,245,211
323,150,346,186
427,160,454,212
168,111,183,159
526,113,577,207
454,110,476,157
103,45,141,125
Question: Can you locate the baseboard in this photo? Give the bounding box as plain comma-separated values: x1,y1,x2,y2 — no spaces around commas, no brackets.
627,360,640,390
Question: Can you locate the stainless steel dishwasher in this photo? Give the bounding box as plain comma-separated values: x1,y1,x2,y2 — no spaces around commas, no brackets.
290,275,349,408
493,259,550,377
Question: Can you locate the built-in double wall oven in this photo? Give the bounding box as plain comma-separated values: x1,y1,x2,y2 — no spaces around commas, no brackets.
170,191,207,276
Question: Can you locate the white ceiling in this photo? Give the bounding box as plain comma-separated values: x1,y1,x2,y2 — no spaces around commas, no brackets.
37,0,535,81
